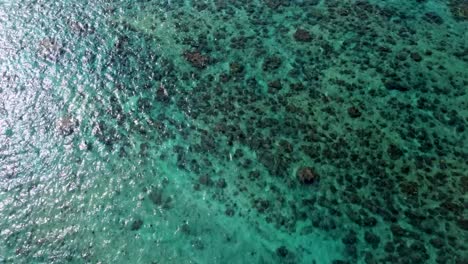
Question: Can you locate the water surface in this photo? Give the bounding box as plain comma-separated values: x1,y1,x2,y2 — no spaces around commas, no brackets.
0,0,467,263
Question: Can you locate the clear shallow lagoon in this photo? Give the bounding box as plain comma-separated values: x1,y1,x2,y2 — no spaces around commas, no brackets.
0,0,467,263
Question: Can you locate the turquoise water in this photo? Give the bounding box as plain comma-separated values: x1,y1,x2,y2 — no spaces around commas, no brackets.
0,0,467,263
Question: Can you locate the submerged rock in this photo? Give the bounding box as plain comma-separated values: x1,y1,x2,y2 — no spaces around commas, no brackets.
57,116,77,136
294,28,312,42
199,174,213,186
216,178,227,188
268,80,282,91
347,106,362,118
229,62,245,76
364,231,381,247
411,52,423,62
156,83,170,102
449,0,468,20
342,230,357,245
279,140,293,153
184,51,211,69
69,20,94,35
423,12,444,24
264,0,284,9
263,56,282,71
456,219,468,230
38,38,63,61
276,246,290,258
297,167,319,184
79,141,92,151
225,208,235,217
384,81,409,92
387,144,404,160
400,181,418,196
130,219,143,231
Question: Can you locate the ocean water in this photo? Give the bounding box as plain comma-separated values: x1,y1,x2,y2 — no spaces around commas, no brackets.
0,0,467,263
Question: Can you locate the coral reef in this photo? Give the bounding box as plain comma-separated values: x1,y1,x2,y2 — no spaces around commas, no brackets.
0,0,466,263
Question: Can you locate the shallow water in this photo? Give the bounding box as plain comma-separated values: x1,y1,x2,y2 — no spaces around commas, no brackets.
0,0,467,263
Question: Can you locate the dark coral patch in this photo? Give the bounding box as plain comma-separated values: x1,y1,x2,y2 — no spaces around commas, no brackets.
184,51,211,69
297,167,320,185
